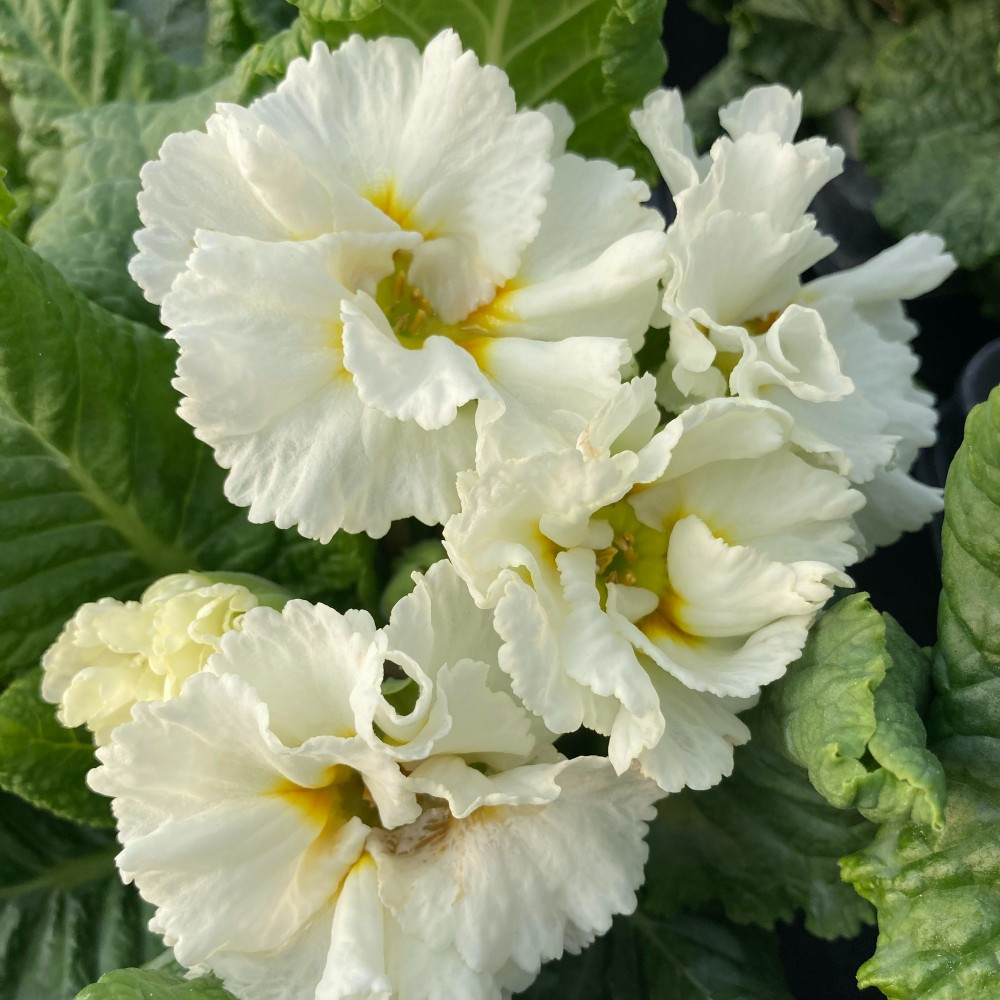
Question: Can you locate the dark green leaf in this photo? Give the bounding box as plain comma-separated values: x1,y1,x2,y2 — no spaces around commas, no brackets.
646,733,874,938
858,0,1000,269
0,669,110,826
526,912,792,999
248,0,667,178
0,227,375,686
0,791,159,1000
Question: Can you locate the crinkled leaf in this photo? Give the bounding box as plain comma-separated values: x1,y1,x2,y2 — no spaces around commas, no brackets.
0,0,208,204
843,388,1000,996
249,0,667,178
759,592,945,829
858,0,1000,269
28,77,241,323
0,669,110,827
646,731,874,939
76,967,235,1000
0,228,375,687
0,791,159,1000
731,0,895,117
525,912,792,999
292,0,381,19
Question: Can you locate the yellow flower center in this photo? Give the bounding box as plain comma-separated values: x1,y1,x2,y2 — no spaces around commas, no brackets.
274,764,380,833
374,252,515,364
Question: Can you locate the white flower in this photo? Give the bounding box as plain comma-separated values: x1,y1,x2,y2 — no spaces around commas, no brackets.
41,571,286,745
91,562,661,1000
631,85,955,553
443,377,863,794
132,30,668,541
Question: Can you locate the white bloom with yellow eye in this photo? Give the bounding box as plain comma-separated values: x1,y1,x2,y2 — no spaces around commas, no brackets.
444,377,863,794
40,571,286,746
631,85,955,553
132,30,668,541
90,562,662,1000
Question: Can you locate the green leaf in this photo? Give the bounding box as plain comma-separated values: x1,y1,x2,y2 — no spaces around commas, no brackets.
251,0,667,178
842,388,1000,996
0,0,208,204
858,0,1000,269
0,227,375,686
0,669,110,827
379,538,446,619
731,0,895,118
646,730,874,938
0,163,13,225
526,912,792,999
0,791,159,1000
28,77,241,323
292,0,382,19
758,593,945,829
77,967,236,1000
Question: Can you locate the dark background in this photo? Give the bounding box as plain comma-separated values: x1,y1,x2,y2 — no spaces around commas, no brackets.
659,3,1000,997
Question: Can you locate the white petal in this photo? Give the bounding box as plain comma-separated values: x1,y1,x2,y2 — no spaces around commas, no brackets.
473,335,631,468
806,232,956,305
90,672,374,968
206,602,382,749
536,101,574,156
635,664,750,792
851,466,943,558
719,85,803,142
341,295,493,431
370,759,661,976
251,32,555,320
630,88,708,193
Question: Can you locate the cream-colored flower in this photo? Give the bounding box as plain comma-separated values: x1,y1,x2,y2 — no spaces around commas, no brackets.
632,85,955,553
41,571,286,745
91,563,662,1000
444,377,863,793
132,30,668,541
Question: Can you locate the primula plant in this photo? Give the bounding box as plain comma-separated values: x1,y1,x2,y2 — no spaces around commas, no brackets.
0,2,997,999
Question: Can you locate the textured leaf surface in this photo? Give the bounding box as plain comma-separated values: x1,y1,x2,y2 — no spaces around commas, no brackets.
0,670,110,827
0,228,375,687
760,593,945,829
28,78,240,323
525,912,792,999
843,388,1000,996
251,0,667,177
0,791,158,1000
0,0,205,202
646,730,874,939
858,0,1000,269
76,967,235,1000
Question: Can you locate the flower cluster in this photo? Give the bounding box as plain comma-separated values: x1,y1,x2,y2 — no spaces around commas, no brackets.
41,28,953,1000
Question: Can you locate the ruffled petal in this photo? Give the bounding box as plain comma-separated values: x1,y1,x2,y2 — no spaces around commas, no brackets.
719,85,803,142
370,758,661,976
630,88,708,193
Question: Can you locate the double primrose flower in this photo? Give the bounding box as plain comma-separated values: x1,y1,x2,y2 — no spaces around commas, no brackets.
132,30,668,541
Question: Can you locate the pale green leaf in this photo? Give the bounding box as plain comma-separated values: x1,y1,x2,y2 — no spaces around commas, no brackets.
0,0,208,203
249,0,667,177
842,388,1000,997
0,669,110,827
858,0,1000,269
0,227,375,686
76,967,235,1000
759,592,945,829
28,77,241,323
0,163,13,225
0,791,159,1000
292,0,381,19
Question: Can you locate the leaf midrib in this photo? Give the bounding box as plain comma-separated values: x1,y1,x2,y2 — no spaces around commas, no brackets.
0,844,117,900
0,408,195,578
